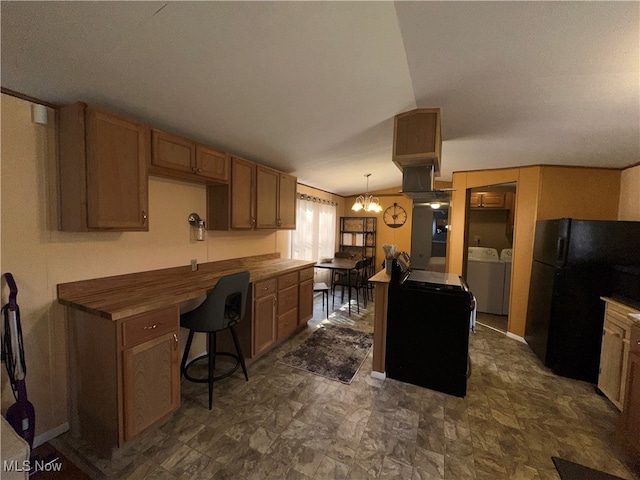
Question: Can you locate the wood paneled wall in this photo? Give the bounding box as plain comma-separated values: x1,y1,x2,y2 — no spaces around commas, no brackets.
449,165,621,339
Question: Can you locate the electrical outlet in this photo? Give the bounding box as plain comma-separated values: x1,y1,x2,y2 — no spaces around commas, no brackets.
190,259,198,271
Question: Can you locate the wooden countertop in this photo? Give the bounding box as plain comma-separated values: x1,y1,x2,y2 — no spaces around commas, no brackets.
58,253,315,321
369,269,391,284
601,296,640,311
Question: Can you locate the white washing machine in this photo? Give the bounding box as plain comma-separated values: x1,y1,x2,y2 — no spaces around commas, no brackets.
500,249,512,315
466,247,505,315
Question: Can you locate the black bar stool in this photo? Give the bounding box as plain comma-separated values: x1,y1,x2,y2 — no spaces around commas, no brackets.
180,271,250,409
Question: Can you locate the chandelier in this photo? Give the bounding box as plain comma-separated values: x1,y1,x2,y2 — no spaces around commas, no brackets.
352,174,383,213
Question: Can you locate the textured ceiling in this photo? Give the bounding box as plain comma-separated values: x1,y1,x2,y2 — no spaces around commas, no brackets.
2,1,638,196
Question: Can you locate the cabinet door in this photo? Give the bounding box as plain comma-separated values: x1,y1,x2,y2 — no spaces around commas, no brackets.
85,107,149,230
196,145,229,183
122,331,180,441
256,166,279,229
469,193,481,208
151,129,195,174
253,294,276,356
598,320,625,407
480,192,506,208
231,156,256,230
298,279,313,325
278,173,297,229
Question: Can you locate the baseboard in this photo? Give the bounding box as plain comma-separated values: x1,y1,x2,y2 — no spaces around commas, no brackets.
506,331,526,344
33,422,69,448
371,371,386,380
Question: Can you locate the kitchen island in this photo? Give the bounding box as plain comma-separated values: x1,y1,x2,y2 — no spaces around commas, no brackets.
57,253,314,455
368,269,391,378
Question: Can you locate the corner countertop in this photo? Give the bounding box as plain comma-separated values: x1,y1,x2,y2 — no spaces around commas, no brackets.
369,269,391,284
58,254,315,321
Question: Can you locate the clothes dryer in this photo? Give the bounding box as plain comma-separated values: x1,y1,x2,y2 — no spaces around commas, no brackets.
500,249,513,315
466,247,505,315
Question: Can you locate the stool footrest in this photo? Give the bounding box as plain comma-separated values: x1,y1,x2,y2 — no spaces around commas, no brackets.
183,352,241,383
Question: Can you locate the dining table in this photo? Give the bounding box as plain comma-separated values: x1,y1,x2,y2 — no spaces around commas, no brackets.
314,257,360,315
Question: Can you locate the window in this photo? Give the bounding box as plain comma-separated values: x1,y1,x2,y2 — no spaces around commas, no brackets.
290,194,337,264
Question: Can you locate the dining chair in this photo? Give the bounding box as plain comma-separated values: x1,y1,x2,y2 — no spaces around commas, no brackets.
332,258,367,314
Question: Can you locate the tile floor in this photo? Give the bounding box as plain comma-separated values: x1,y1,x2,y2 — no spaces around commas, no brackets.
53,295,640,480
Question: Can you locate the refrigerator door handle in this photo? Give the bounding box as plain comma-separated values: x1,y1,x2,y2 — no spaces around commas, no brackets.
556,238,566,262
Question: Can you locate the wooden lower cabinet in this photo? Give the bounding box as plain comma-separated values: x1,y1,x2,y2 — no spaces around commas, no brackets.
251,268,314,356
298,267,315,325
621,324,640,453
68,306,180,454
598,298,637,409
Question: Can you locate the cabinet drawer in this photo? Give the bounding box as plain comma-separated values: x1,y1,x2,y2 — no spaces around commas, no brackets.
278,285,298,315
299,267,314,282
278,272,299,290
631,325,640,355
278,308,298,339
122,306,178,349
255,278,277,299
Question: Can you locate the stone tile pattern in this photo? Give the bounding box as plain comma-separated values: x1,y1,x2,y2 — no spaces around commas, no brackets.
53,298,639,480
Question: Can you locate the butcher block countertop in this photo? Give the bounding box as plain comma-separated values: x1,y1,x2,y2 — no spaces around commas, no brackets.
58,253,315,321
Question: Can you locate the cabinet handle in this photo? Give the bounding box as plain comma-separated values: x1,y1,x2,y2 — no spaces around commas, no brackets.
143,322,163,330
197,168,202,173
142,210,147,225
192,167,198,172
173,333,179,350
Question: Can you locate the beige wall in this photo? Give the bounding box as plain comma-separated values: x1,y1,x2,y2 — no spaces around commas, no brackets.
448,165,622,339
619,164,640,221
468,209,512,251
343,187,413,270
0,94,319,443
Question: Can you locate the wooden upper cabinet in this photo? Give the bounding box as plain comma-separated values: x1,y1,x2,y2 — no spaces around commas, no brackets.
210,158,296,231
152,130,195,174
58,103,149,232
278,172,297,229
256,166,279,229
230,156,257,229
196,145,229,183
151,129,228,184
256,167,297,230
470,192,506,209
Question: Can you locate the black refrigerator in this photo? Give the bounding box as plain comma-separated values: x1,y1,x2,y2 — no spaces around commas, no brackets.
525,218,640,383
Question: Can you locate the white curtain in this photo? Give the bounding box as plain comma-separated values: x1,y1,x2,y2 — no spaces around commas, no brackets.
291,194,337,283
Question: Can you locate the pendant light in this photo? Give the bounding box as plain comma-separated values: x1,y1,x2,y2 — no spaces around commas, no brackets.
352,174,383,213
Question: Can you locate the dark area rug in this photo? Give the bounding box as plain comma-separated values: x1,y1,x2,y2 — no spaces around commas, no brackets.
278,325,373,384
552,457,626,480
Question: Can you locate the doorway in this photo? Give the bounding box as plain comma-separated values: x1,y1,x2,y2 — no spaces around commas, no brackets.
411,203,449,271
464,183,516,333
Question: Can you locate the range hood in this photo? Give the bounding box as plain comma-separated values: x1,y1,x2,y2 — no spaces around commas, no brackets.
400,165,452,202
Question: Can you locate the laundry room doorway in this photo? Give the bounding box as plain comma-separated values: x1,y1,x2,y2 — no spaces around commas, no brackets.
463,183,516,333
